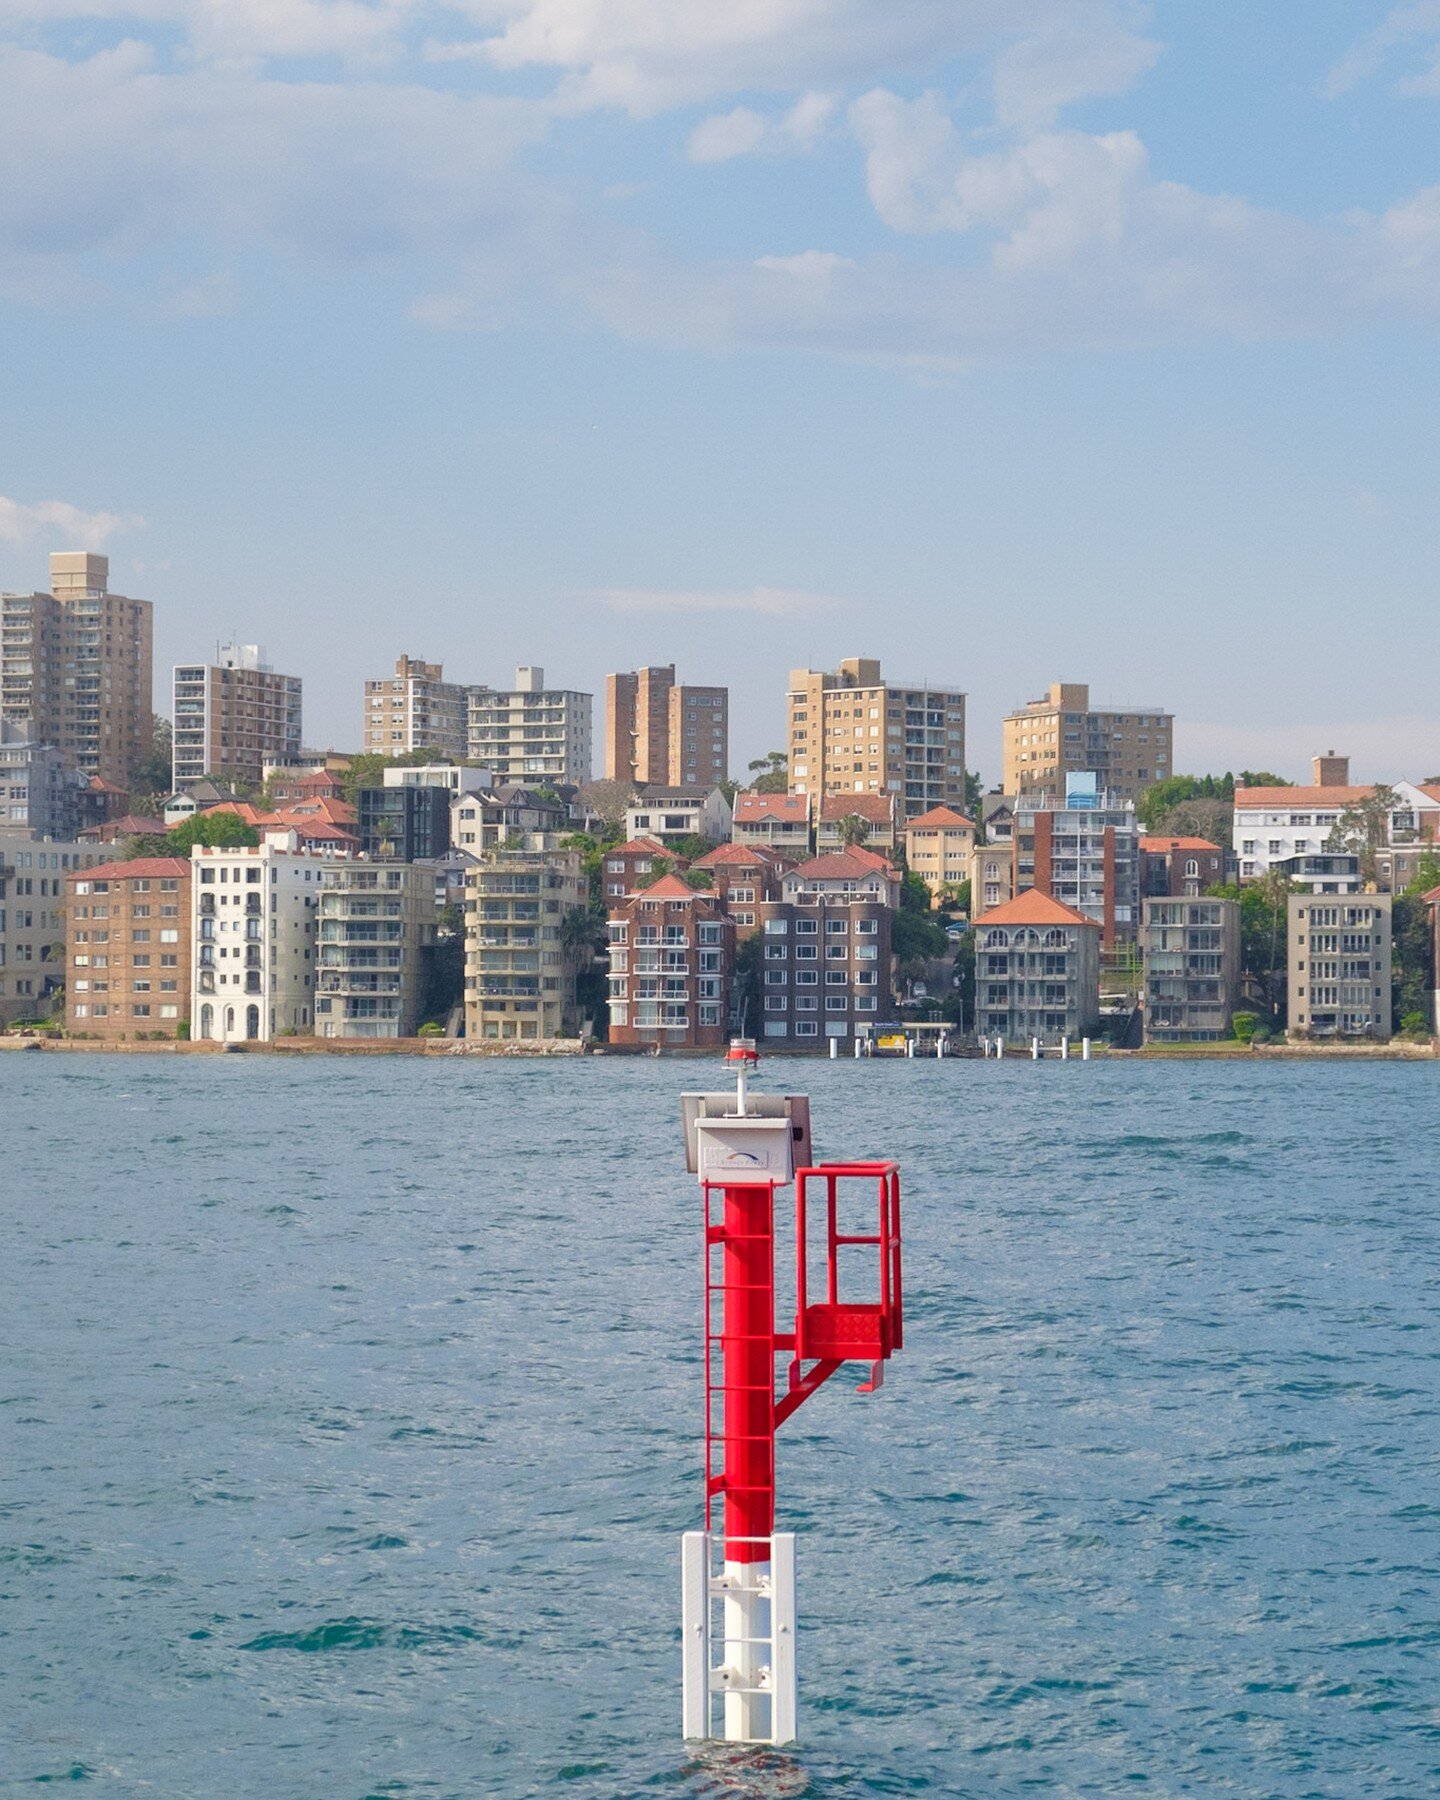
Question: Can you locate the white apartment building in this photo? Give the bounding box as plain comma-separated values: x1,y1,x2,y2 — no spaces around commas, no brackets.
382,763,494,797
467,667,592,786
191,830,327,1042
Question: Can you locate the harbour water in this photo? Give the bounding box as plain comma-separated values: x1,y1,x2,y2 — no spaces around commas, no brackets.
5,1055,1440,1798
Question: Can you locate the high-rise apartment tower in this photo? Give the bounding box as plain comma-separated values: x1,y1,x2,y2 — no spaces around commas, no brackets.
1,552,153,788
1003,682,1172,802
172,644,302,791
786,656,966,821
606,664,728,787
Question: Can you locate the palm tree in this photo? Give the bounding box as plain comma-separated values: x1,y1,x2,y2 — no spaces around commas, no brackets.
836,813,871,849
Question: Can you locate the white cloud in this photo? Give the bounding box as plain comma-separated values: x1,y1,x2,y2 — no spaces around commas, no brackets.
590,585,843,617
0,495,144,545
1327,2,1440,98
688,91,836,163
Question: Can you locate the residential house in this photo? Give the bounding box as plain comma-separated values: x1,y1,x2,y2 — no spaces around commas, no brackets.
817,791,900,855
732,791,812,854
623,785,733,847
66,856,191,1039
600,836,676,902
1139,836,1226,898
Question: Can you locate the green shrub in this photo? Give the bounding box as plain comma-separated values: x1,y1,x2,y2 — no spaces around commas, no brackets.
417,1020,445,1038
1400,1010,1428,1037
1232,1011,1258,1043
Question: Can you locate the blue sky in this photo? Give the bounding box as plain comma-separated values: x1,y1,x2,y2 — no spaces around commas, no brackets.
2,1,1438,784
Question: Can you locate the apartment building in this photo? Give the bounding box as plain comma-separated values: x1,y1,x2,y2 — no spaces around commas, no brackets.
1014,775,1140,946
66,856,191,1039
0,833,107,1025
1002,682,1171,802
464,845,586,1041
1139,836,1226,898
1,552,153,788
623,786,733,846
172,644,302,790
1233,754,1379,880
904,805,976,904
973,889,1101,1047
0,722,79,837
816,791,899,855
605,665,729,787
357,784,451,862
732,791,811,854
753,878,894,1047
606,873,734,1047
191,831,325,1042
1288,894,1392,1041
1141,897,1240,1042
316,861,437,1038
689,842,792,935
786,657,967,820
467,667,591,786
600,836,673,901
382,763,492,799
364,656,469,759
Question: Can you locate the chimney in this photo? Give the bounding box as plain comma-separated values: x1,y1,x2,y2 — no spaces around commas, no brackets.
1313,751,1350,788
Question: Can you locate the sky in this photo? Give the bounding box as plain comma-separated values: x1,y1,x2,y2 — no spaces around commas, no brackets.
1,0,1439,786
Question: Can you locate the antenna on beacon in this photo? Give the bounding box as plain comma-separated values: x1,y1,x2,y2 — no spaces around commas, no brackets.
680,1037,905,1746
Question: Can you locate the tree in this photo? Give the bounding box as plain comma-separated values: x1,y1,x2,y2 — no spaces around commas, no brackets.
1325,784,1398,884
892,870,948,964
1136,773,1237,831
835,813,871,849
1405,849,1440,896
963,770,983,820
1391,892,1432,1027
341,748,436,804
1237,771,1292,789
575,778,639,832
1151,796,1234,849
1208,872,1295,1018
747,751,789,795
165,811,261,853
129,716,173,800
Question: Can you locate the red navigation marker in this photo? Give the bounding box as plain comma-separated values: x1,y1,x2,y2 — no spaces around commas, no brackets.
680,1040,905,1744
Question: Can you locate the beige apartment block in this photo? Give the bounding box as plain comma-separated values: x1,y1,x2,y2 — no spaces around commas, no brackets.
1288,894,1392,1040
316,861,437,1038
1,552,153,788
467,667,592,786
172,645,302,790
904,804,976,904
1002,682,1172,802
364,656,470,760
67,856,191,1039
605,665,728,787
0,832,108,1025
970,841,1017,916
464,843,586,1040
786,657,966,821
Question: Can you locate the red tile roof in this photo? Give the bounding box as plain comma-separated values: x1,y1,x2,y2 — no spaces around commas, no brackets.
819,792,896,823
1233,786,1376,809
611,836,671,856
906,805,976,830
68,856,190,882
692,841,768,867
977,888,1096,928
734,792,809,823
641,872,702,900
791,851,896,881
1139,835,1223,853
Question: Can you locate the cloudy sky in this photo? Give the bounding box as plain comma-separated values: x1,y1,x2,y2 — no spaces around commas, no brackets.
2,1,1438,782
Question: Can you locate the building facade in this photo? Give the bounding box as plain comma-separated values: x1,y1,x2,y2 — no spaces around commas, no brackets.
689,842,792,936
357,784,451,862
623,786,733,846
786,657,967,820
817,791,899,855
732,791,811,853
1139,835,1226,897
0,833,108,1025
904,805,976,904
316,861,437,1038
605,666,729,788
1,552,153,788
973,889,1101,1046
464,846,586,1041
172,644,302,790
605,873,734,1047
66,856,191,1039
970,840,1017,916
364,655,469,759
1288,894,1392,1040
1002,682,1172,802
1014,776,1140,946
752,887,893,1047
0,722,80,837
1141,897,1240,1041
467,667,591,786
191,832,325,1042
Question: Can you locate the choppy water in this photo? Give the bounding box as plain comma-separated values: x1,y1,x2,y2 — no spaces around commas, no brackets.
5,1055,1440,1798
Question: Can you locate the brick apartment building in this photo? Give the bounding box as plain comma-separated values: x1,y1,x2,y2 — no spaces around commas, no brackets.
606,873,734,1047
67,856,191,1039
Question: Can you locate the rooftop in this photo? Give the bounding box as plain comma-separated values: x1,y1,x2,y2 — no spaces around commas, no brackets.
68,856,190,882
906,805,976,830
977,888,1097,928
